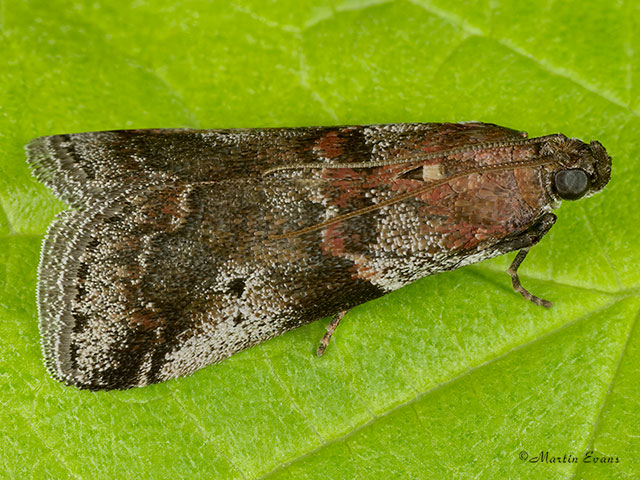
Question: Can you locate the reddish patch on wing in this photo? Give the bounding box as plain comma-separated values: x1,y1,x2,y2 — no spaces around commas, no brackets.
321,224,345,256
129,307,164,334
313,129,348,160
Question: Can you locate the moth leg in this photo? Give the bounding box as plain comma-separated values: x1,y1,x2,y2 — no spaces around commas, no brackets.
503,213,557,309
316,310,348,356
508,249,551,308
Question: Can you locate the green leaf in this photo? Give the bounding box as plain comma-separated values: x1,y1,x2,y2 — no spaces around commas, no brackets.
1,0,638,478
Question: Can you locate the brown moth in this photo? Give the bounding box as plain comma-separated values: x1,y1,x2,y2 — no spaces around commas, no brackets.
26,122,611,390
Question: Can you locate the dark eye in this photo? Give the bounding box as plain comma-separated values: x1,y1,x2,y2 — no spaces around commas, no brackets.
554,169,590,200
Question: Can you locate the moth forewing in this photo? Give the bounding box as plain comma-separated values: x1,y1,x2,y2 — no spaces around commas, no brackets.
26,123,611,389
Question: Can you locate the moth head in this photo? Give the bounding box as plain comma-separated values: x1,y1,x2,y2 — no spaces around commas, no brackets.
543,135,612,201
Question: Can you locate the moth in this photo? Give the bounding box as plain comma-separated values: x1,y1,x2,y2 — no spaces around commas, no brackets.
26,122,611,390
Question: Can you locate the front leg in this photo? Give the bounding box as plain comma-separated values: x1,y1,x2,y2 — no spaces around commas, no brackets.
508,248,551,308
494,213,557,307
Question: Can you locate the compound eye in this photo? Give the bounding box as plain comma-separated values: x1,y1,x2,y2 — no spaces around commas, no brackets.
554,169,589,200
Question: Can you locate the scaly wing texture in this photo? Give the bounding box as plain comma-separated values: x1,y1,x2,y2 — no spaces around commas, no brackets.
27,123,537,389
26,123,525,205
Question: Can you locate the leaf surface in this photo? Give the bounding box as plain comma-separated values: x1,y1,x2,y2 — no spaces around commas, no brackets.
1,1,638,478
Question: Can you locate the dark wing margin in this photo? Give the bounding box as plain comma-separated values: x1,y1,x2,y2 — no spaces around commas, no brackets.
34,184,199,390
26,129,216,206
35,189,145,389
